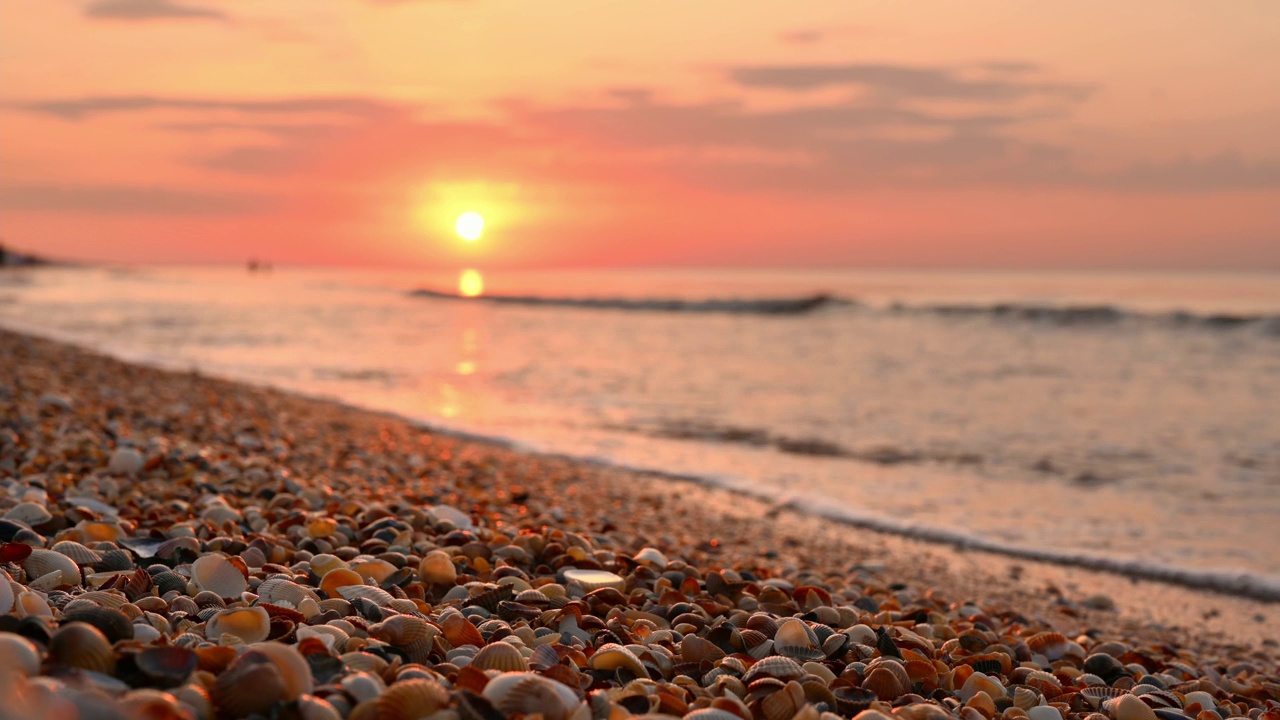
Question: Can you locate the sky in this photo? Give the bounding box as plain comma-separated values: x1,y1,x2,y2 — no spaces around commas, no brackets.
1,0,1279,270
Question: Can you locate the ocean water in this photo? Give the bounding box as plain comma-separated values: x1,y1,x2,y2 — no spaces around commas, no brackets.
2,265,1279,596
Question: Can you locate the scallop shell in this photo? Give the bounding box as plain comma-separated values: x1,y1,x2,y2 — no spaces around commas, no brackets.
23,548,82,586
376,678,451,720
51,540,103,565
48,621,116,674
337,583,395,607
482,672,579,720
863,665,909,700
760,680,806,720
441,612,484,649
1014,687,1042,710
682,634,727,663
258,578,321,606
472,641,530,672
75,590,129,610
63,605,135,643
1081,686,1130,709
370,614,439,664
4,502,52,526
191,554,248,599
298,624,350,653
743,656,806,683
206,606,270,644
774,618,824,661
1027,632,1070,661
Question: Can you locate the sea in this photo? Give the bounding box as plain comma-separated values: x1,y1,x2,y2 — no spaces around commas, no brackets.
2,265,1278,598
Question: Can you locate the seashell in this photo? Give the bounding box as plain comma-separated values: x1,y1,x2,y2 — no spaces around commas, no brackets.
309,553,347,577
376,678,451,720
341,671,388,703
48,621,116,674
1026,632,1070,661
760,680,807,720
307,518,338,538
337,583,395,607
833,686,879,716
4,502,52,526
774,618,824,661
743,656,806,683
23,548,81,586
589,643,648,678
370,614,439,664
0,571,12,615
1014,687,1041,711
343,651,390,674
298,624,349,653
682,634,727,663
136,646,199,686
95,548,135,572
862,666,908,700
442,612,484,649
108,447,145,475
1082,687,1130,709
248,641,315,700
1113,694,1159,720
15,590,53,617
206,606,270,644
562,568,625,592
687,710,747,720
1028,707,1062,720
63,605,135,643
352,559,399,584
483,672,580,720
632,547,669,568
0,633,42,677
320,568,365,598
258,578,321,607
419,550,458,585
967,689,999,718
213,649,288,718
960,672,1007,701
51,540,103,565
75,590,129,609
191,554,248,599
472,641,530,672
78,521,127,544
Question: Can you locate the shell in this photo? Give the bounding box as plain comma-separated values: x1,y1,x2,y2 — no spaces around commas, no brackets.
441,612,484,648
0,633,42,677
309,554,348,577
205,606,271,644
341,671,388,703
418,550,457,585
562,568,625,592
213,649,288,717
743,656,806,683
588,643,648,678
320,568,365,599
248,641,314,699
760,680,806,720
960,671,1007,701
136,646,199,685
1026,632,1070,661
376,678,451,720
23,548,82,586
0,572,12,615
370,614,439,664
51,540,103,565
352,559,399,584
1082,686,1130,709
482,672,579,720
863,665,909,700
48,621,116,674
471,641,531,672
63,605,135,643
4,502,52,526
258,578,321,606
774,618,824,661
337,583,395,607
191,554,248,599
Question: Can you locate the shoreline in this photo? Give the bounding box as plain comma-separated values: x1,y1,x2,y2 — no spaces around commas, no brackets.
3,326,1277,659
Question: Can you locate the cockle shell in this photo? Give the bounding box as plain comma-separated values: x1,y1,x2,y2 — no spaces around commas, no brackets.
337,583,395,607
376,678,451,720
1081,686,1130,709
51,540,102,565
1112,694,1159,720
247,642,314,699
562,568,625,592
4,502,52,526
352,559,398,584
743,656,806,683
48,622,116,674
308,554,347,577
341,671,387,703
760,680,806,720
863,666,909,700
960,672,1007,701
205,606,270,644
482,672,580,720
213,649,288,718
320,568,365,599
370,614,439,664
258,578,321,606
191,554,248,599
22,548,81,586
0,633,41,677
471,641,530,672
441,612,484,649
1026,632,1070,661
15,590,52,618
632,547,669,568
774,618,824,661
418,550,457,585
589,643,648,678
0,571,13,615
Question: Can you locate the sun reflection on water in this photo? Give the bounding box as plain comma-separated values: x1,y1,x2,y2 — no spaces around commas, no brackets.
458,269,484,297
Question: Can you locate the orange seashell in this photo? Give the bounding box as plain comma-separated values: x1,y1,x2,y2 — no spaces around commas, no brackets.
320,568,364,599
376,679,451,720
441,612,484,649
454,664,491,694
862,666,908,700
471,642,530,672
906,659,940,687
1026,632,1069,661
196,646,238,674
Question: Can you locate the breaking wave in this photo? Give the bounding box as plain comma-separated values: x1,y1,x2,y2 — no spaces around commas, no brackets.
408,288,846,315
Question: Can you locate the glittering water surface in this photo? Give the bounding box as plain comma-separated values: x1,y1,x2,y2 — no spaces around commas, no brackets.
3,266,1279,580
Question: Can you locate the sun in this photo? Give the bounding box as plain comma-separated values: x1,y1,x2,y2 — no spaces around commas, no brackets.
455,212,484,241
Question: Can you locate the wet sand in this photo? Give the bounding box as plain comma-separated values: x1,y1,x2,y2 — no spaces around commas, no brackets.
0,327,1276,718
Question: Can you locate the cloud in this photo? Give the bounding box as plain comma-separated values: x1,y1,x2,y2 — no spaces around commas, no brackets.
83,0,229,21
0,184,269,215
15,96,402,121
729,63,1092,102
779,30,824,45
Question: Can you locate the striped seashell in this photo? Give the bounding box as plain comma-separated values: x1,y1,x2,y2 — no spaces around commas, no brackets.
1081,686,1130,709
471,641,530,672
73,589,130,609
589,643,647,678
482,672,578,720
63,605,135,643
337,583,395,607
205,606,271,644
320,568,364,599
191,555,248,600
297,624,349,653
341,651,390,674
743,655,805,683
773,618,824,662
52,541,103,565
863,665,909,700
746,613,781,637
1014,686,1042,710
95,548,135,572
29,571,70,592
1027,670,1064,696
153,571,187,595
49,622,116,674
1027,632,1070,661
441,611,484,648
377,678,451,720
318,597,353,616
370,614,439,664
467,584,515,613
23,548,82,586
760,680,806,720
258,578,321,607
387,598,419,615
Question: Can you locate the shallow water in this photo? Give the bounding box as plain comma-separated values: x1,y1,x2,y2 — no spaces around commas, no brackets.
3,265,1278,589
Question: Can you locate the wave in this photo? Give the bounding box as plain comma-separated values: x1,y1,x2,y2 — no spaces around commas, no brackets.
896,301,1280,333
408,288,846,315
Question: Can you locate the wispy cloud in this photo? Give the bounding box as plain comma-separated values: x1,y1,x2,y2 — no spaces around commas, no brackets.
0,184,268,214
14,96,402,120
83,0,229,21
729,63,1092,102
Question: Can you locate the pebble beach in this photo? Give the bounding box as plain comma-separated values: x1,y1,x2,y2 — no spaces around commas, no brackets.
1,327,1277,720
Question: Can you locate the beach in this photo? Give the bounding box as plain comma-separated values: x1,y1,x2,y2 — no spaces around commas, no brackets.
1,326,1277,719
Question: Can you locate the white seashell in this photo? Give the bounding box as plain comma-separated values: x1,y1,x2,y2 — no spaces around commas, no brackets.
29,571,69,592
1028,707,1061,720
337,584,395,607
4,502,52,526
0,572,13,615
132,623,162,643
15,590,53,618
51,541,103,565
774,618,823,661
23,549,82,586
959,672,1006,701
247,642,314,700
107,447,145,475
632,547,668,568
192,555,249,599
482,672,579,720
258,578,321,606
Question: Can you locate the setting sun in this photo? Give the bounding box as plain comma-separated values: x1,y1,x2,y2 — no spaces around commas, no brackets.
455,212,485,242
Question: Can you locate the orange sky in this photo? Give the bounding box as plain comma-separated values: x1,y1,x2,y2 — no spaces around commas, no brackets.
2,0,1279,269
